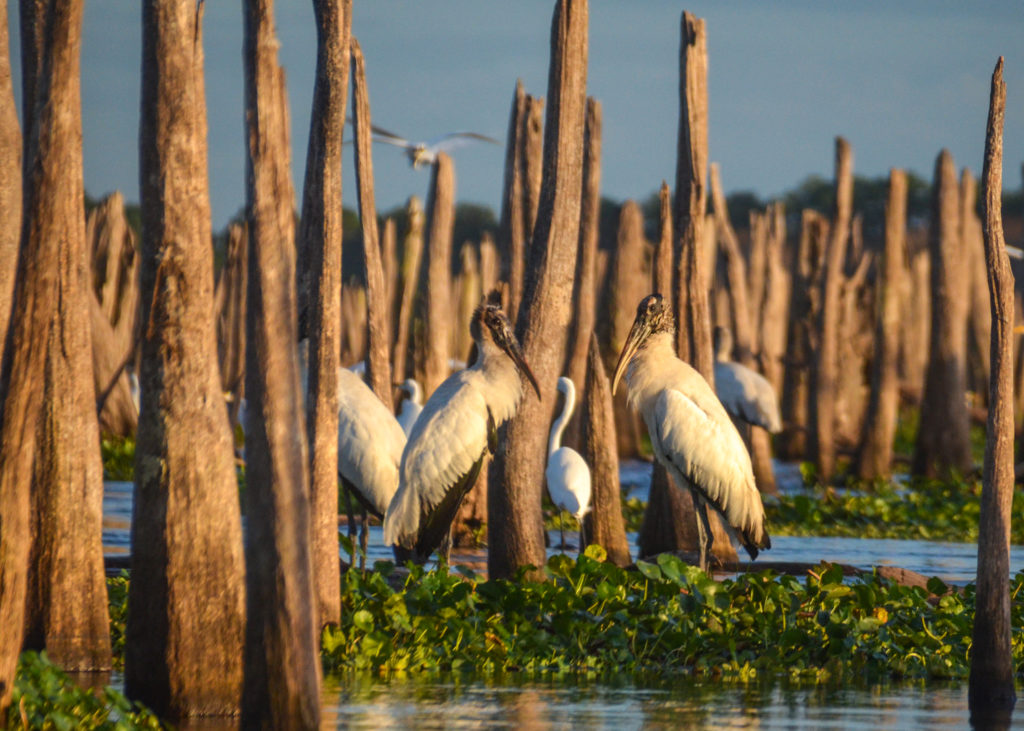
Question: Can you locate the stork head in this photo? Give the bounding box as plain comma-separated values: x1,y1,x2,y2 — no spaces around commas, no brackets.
612,293,674,395
470,303,541,399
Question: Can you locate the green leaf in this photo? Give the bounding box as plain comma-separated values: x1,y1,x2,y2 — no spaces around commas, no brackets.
635,560,662,581
353,609,374,632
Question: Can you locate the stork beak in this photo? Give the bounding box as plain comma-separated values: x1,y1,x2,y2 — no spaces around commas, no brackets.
510,342,541,400
612,317,650,396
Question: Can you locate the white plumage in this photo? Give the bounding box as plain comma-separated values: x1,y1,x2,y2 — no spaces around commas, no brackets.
336,367,406,519
396,378,423,437
712,325,782,433
613,294,770,572
545,377,591,551
371,127,500,169
384,303,539,562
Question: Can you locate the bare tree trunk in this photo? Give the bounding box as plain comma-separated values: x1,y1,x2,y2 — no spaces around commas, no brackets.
746,210,768,352
835,237,873,449
581,334,630,566
419,153,455,398
351,39,392,409
217,222,248,419
499,80,527,322
522,93,544,243
759,203,789,396
900,230,931,400
710,163,752,361
126,0,245,717
779,210,828,459
913,149,973,478
654,181,673,297
605,200,650,458
0,0,18,365
392,195,423,381
962,169,991,403
241,0,320,725
856,169,906,479
969,58,1015,724
453,242,480,364
479,232,499,300
382,217,398,335
340,283,365,366
808,137,852,482
87,194,139,436
16,0,110,677
1,0,97,711
563,96,601,451
489,0,587,581
299,0,350,632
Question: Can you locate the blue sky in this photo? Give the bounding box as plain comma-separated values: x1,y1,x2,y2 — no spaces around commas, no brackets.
6,1,1022,229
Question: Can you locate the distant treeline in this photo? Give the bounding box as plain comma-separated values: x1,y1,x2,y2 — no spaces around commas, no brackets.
86,171,1024,288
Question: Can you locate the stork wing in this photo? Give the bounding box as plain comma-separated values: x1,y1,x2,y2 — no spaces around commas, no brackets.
337,368,406,516
427,131,501,154
713,362,782,433
651,388,767,550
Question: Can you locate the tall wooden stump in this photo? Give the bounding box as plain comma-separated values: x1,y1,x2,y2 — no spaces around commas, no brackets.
299,0,350,631
488,0,588,581
913,149,973,478
969,57,1016,725
419,153,455,398
856,169,906,479
392,195,423,381
0,0,18,364
241,0,320,725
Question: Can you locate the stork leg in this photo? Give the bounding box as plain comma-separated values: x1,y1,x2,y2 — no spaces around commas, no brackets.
343,484,356,568
693,492,714,573
440,528,452,567
559,515,566,552
578,516,586,556
359,506,369,571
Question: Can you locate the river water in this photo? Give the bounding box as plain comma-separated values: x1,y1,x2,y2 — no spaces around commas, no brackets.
102,470,1020,729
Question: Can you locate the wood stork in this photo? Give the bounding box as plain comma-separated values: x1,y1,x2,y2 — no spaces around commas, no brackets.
545,377,591,553
370,127,500,169
336,366,406,564
396,378,424,436
612,294,771,572
712,326,782,433
383,302,540,564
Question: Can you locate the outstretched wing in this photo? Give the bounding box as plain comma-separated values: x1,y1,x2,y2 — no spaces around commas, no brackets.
428,131,501,154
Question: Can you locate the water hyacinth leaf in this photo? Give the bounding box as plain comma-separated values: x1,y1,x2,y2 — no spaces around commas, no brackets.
352,609,374,632
635,560,662,581
584,543,607,562
656,553,687,585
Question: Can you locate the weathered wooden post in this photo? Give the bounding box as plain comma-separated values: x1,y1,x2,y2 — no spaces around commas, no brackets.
392,195,424,381
808,137,852,482
856,169,906,479
216,221,248,419
913,149,973,478
969,57,1016,725
299,0,350,631
488,0,588,581
962,169,991,401
351,38,392,408
241,0,320,724
582,335,631,567
419,153,455,398
498,80,527,322
0,0,18,364
127,0,245,716
758,203,789,396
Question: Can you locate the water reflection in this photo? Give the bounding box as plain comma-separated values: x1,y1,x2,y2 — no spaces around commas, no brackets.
321,674,974,729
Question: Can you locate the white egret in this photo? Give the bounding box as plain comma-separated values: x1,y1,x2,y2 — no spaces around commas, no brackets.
612,294,771,572
384,302,540,563
396,378,423,437
712,326,782,433
545,377,591,552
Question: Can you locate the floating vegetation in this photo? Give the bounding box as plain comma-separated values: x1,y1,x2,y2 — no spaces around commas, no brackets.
8,652,164,730
321,547,1024,682
101,436,135,481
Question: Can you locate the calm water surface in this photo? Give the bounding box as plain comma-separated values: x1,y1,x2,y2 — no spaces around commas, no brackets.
103,470,1019,728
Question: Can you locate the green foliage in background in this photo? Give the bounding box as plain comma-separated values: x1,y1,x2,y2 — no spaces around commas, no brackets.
101,436,135,481
322,549,1024,683
8,652,164,730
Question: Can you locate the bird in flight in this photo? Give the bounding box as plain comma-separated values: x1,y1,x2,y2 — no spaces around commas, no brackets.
369,126,501,169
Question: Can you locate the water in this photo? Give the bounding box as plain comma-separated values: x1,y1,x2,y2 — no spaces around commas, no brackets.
102,477,1019,728
321,675,976,729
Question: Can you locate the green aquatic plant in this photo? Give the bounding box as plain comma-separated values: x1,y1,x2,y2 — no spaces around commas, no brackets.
101,436,135,481
765,479,1024,544
8,652,164,729
321,548,1024,683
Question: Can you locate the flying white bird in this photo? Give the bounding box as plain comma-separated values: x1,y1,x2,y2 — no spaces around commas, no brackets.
371,127,501,169
396,378,423,437
336,366,406,562
545,377,591,552
712,326,782,433
384,302,540,564
612,294,771,572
